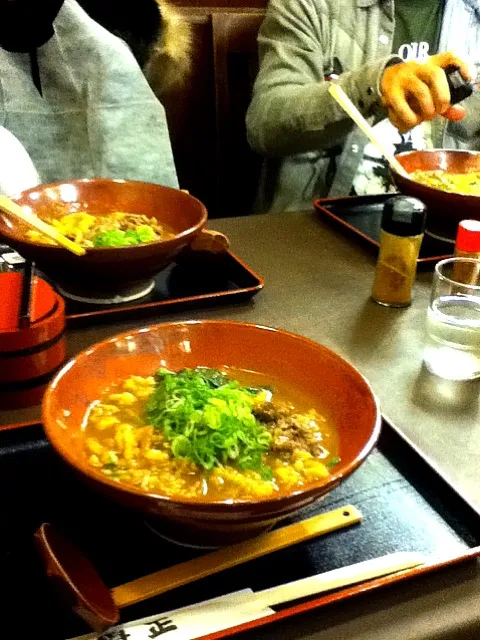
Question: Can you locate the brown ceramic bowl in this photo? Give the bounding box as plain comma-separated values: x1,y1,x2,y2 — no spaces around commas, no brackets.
392,150,480,242
0,179,208,302
42,320,381,547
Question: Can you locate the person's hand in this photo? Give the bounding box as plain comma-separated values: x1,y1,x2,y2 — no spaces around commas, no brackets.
380,52,473,133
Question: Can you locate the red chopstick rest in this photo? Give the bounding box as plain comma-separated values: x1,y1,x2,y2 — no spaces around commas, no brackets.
0,272,66,409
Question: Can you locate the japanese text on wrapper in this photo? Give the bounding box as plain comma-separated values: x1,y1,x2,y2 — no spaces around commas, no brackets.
99,618,178,640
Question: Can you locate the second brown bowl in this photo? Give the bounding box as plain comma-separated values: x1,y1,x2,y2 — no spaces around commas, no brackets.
392,149,480,242
0,179,208,301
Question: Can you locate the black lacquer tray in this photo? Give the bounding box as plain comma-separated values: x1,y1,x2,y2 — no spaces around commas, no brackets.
314,195,454,268
1,420,479,640
0,245,263,327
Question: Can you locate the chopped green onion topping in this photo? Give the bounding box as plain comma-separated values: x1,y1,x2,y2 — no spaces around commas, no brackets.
145,368,273,476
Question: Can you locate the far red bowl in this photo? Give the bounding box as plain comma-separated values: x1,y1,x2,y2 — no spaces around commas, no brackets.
392,149,480,242
42,320,381,546
0,179,208,301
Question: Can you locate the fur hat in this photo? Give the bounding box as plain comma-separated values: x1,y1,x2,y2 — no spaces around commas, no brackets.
145,0,192,97
77,0,192,96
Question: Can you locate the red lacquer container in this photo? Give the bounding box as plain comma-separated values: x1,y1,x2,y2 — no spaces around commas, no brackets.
0,272,66,409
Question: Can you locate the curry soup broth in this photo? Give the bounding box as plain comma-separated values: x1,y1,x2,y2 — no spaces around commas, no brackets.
410,170,480,196
83,368,339,502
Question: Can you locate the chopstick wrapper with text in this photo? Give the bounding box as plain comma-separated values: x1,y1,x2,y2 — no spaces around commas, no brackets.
71,590,274,640
71,552,424,640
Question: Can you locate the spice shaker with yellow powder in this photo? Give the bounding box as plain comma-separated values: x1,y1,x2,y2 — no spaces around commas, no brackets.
371,196,426,307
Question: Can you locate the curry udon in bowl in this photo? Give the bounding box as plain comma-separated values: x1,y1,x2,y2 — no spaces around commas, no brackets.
0,179,207,302
42,320,380,546
392,150,480,242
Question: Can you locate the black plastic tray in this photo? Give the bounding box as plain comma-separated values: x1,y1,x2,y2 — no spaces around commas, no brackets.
1,421,479,639
314,195,454,268
0,246,264,327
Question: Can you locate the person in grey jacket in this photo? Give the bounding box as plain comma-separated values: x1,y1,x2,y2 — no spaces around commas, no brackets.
246,0,480,213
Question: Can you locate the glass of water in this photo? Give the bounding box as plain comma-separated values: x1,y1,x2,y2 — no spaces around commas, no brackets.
423,257,480,381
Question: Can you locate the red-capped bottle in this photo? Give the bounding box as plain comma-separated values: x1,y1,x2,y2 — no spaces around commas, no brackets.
455,220,480,258
453,220,480,284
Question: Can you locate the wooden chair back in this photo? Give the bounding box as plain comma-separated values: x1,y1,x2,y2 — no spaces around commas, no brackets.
212,11,265,217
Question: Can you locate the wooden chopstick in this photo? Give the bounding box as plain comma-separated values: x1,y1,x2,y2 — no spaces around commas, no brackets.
0,195,86,256
253,551,425,608
18,261,34,330
112,505,362,609
186,551,426,615
328,84,410,178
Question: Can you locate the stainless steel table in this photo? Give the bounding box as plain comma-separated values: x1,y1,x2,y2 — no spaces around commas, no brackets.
2,211,480,639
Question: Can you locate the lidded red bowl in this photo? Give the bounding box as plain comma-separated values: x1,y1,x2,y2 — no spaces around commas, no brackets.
0,272,66,409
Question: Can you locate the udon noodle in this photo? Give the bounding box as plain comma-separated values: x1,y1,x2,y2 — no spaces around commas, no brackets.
410,170,480,196
27,212,175,248
83,367,340,501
